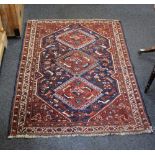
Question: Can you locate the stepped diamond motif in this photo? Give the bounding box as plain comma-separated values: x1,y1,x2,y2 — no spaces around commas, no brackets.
56,50,97,75
56,29,95,49
54,77,103,110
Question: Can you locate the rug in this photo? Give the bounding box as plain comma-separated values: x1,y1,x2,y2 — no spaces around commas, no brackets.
9,19,153,138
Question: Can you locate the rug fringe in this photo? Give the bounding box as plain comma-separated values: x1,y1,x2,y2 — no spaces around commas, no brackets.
8,126,153,139
26,18,120,23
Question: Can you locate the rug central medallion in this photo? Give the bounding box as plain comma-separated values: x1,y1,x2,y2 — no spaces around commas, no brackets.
54,77,103,110
56,29,95,49
56,50,97,75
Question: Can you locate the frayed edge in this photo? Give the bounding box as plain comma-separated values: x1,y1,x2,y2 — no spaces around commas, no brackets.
8,126,153,139
26,18,120,23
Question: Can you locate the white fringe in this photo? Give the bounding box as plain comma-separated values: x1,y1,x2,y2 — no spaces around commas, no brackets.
26,19,120,22
8,126,153,139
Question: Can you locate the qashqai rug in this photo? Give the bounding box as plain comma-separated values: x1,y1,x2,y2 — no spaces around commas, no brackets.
9,19,153,138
